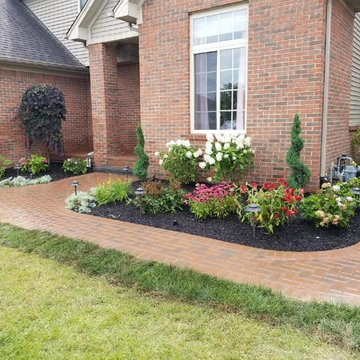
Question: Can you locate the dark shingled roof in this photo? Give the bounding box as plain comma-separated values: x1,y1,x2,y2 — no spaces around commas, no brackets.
0,0,86,71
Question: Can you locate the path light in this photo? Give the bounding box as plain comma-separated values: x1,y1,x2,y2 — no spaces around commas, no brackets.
71,180,79,195
246,203,261,241
122,166,131,181
134,187,146,214
86,155,92,169
13,163,20,177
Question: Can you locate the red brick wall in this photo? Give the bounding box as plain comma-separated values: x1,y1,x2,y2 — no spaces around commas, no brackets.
88,43,140,166
326,0,354,170
0,68,92,164
139,0,327,190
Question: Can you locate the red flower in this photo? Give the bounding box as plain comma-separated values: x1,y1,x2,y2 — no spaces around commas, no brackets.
286,210,294,216
273,213,279,219
294,195,302,201
279,178,288,187
251,182,257,190
239,184,247,194
281,206,287,212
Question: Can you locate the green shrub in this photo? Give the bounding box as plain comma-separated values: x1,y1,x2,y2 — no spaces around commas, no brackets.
21,154,48,175
200,133,255,183
131,187,185,214
184,183,237,219
239,179,303,234
18,84,66,156
300,183,356,228
351,128,360,164
94,179,131,206
0,155,11,178
65,191,97,213
286,114,311,188
0,175,52,188
155,140,201,185
133,125,149,182
63,158,87,175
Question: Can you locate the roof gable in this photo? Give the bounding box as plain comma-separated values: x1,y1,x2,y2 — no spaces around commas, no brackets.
0,0,86,71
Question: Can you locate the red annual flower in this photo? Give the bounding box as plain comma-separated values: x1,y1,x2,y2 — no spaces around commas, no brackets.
251,182,257,190
281,206,287,212
239,184,247,194
279,178,288,187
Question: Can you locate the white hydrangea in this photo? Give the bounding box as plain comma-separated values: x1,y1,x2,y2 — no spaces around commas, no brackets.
216,152,223,161
199,162,206,169
244,137,252,146
154,151,160,157
332,185,340,192
215,142,222,151
208,157,215,165
206,133,214,142
193,149,202,158
205,147,212,155
183,140,191,148
347,196,353,202
224,143,230,150
204,154,211,163
159,159,163,166
207,177,212,182
224,154,229,159
186,151,192,158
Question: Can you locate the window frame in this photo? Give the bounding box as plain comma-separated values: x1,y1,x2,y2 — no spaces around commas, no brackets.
190,4,249,134
78,0,88,12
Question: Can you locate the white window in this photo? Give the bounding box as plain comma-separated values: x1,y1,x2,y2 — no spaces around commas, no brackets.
190,5,248,133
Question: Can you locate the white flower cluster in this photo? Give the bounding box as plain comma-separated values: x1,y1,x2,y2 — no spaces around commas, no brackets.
165,139,191,149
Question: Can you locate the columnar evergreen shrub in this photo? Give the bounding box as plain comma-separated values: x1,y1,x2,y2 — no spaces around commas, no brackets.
18,84,67,156
133,125,149,182
286,114,311,188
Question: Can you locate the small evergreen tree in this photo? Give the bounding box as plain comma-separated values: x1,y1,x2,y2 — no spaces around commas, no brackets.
133,125,149,181
286,113,311,188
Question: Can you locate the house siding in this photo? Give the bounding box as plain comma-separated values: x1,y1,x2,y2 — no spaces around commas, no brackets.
0,68,92,163
24,0,89,66
350,13,360,127
90,0,136,45
139,0,327,191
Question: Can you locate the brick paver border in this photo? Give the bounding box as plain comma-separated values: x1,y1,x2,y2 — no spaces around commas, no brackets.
1,173,360,305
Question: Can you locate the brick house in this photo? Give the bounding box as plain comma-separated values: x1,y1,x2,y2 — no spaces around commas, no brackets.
1,0,360,190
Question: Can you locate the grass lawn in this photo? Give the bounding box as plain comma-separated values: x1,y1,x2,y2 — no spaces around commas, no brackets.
0,245,358,360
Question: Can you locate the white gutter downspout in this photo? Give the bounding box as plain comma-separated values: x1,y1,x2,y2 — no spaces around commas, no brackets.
321,0,333,177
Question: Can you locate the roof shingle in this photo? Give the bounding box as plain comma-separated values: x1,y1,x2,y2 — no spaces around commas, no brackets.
0,0,86,71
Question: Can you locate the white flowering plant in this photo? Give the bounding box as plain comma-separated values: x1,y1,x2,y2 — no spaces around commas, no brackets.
199,133,255,183
63,158,87,175
300,182,356,228
155,140,202,185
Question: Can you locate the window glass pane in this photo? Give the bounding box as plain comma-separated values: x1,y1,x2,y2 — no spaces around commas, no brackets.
232,111,238,130
207,52,217,72
195,112,216,130
233,91,237,110
80,0,88,9
220,49,232,70
219,12,233,41
207,72,217,92
195,53,206,73
206,15,219,43
221,91,232,111
234,10,248,39
220,70,232,90
194,18,206,45
220,112,232,130
207,92,216,111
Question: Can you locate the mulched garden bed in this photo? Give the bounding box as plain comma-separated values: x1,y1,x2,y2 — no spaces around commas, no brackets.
3,163,91,182
90,201,360,253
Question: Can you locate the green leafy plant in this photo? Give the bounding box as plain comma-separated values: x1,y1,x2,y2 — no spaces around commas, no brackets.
21,154,48,175
155,140,201,185
18,84,66,156
63,158,87,175
131,187,185,214
65,191,97,213
300,183,356,228
351,128,360,164
184,182,237,219
0,155,11,178
133,125,149,182
94,179,131,206
200,133,255,183
286,114,311,188
0,175,52,188
240,179,303,234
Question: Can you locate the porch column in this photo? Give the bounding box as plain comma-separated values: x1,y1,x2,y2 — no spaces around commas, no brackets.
88,43,119,166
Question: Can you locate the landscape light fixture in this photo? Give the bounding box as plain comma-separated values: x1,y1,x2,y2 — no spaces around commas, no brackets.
86,155,92,169
71,180,79,195
246,203,261,241
13,163,21,177
122,165,131,180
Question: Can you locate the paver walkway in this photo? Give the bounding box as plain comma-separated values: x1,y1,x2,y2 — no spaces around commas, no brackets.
1,173,360,305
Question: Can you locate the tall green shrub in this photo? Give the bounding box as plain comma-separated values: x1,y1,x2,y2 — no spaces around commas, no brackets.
286,114,311,188
18,84,66,156
133,125,149,182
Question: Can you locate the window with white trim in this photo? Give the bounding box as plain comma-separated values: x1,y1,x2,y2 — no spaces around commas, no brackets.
191,5,248,132
79,0,88,11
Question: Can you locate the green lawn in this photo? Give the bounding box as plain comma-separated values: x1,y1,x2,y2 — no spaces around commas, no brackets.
0,245,358,360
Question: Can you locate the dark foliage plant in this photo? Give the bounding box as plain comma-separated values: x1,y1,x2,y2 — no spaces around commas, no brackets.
18,84,66,156
133,125,149,182
286,114,311,188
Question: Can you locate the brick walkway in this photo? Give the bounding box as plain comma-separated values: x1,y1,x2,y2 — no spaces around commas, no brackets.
1,173,360,305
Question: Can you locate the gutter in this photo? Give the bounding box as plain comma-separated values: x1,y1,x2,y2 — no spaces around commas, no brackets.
320,0,333,177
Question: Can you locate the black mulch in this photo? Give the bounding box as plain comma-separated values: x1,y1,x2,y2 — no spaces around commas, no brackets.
3,163,92,182
90,201,360,253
